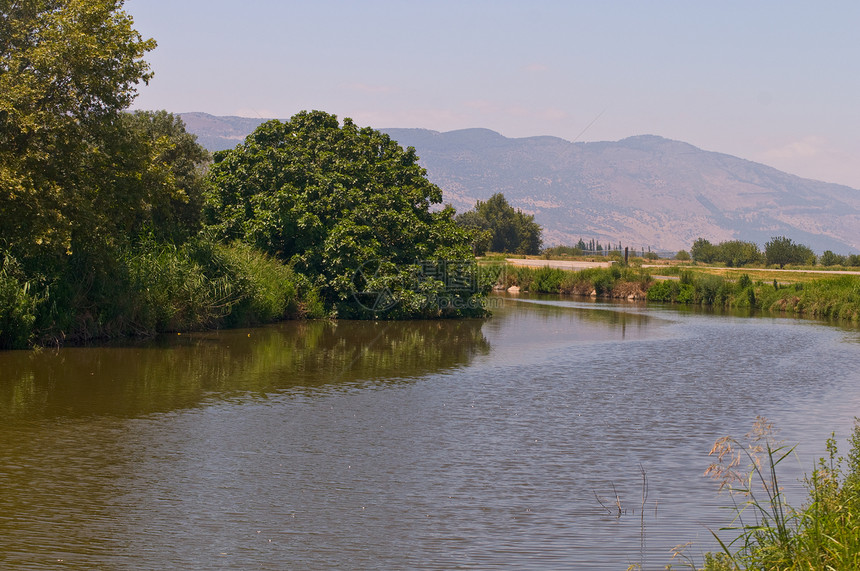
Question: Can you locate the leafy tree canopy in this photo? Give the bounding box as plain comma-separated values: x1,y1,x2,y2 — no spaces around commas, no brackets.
0,0,156,259
454,210,492,256
205,111,481,317
765,236,816,268
456,193,542,255
108,110,210,243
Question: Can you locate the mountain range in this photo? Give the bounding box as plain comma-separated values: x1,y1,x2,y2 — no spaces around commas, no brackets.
180,112,860,253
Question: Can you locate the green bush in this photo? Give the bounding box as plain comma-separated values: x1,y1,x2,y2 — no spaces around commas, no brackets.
696,274,730,305
531,267,566,293
646,279,679,302
677,283,696,304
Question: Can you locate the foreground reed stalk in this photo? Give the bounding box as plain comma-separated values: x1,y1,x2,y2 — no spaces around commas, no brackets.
671,416,860,570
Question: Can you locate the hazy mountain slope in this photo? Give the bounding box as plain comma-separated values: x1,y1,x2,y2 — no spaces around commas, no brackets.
179,113,860,253
383,129,860,252
180,112,267,151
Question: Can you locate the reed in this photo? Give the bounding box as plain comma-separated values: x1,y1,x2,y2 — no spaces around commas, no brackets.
1,237,316,348
671,417,860,570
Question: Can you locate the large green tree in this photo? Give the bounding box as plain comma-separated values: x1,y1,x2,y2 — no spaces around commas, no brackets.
105,110,210,243
456,193,543,255
454,210,493,256
0,0,156,260
205,111,482,317
765,236,816,268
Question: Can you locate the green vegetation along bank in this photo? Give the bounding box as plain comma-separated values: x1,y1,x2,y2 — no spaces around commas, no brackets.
0,2,488,349
492,263,860,322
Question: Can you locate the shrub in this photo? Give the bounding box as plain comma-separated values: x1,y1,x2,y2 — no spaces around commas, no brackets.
646,279,679,302
532,267,566,293
696,274,730,305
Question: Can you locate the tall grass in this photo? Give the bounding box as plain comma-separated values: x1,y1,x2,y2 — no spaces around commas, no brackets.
115,237,319,336
1,237,320,348
673,417,860,570
758,275,860,321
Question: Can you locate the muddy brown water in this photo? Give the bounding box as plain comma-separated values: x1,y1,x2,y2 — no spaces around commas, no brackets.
2,296,859,569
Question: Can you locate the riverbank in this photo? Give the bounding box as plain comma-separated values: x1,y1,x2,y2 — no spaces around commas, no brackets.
5,254,860,350
489,262,860,322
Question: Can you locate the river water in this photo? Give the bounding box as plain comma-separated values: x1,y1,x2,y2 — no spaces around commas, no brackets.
1,296,859,569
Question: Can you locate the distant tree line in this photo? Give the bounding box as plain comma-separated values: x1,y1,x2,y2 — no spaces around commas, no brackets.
691,236,860,268
819,251,860,267
691,239,767,267
541,240,660,260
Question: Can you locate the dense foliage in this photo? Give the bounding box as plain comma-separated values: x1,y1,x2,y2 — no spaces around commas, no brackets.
0,2,313,348
205,111,484,318
1,0,156,260
456,193,542,255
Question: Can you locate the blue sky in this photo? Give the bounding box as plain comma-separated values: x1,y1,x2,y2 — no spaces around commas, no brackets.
126,0,860,188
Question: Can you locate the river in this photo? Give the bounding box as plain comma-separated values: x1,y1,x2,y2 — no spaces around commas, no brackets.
1,296,859,569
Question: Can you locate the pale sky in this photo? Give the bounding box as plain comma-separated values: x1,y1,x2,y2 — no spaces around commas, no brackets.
126,0,860,189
